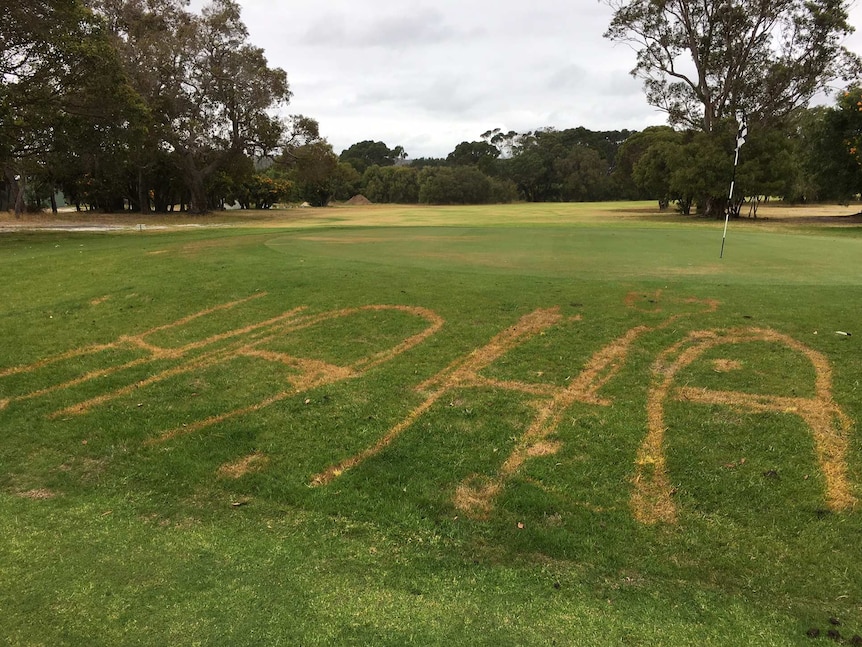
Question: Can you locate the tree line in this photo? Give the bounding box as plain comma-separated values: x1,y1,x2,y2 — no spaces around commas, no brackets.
313,108,862,212
2,0,861,216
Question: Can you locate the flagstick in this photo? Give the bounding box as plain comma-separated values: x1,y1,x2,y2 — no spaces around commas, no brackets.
719,145,740,259
720,111,747,259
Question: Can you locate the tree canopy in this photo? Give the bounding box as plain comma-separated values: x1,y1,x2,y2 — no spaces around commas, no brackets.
94,0,291,213
1,0,294,215
339,141,407,174
1,0,136,215
604,0,860,132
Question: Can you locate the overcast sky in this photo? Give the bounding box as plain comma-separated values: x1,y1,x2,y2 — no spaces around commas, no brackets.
191,0,862,159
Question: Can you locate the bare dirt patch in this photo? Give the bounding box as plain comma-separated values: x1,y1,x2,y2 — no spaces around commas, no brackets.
749,205,862,223
712,359,743,372
17,488,57,500
217,452,269,479
453,475,502,521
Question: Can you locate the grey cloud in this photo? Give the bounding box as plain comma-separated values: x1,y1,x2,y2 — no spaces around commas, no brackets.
545,65,590,92
300,7,467,49
198,0,862,157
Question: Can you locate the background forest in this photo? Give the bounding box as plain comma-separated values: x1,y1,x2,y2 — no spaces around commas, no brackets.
3,0,862,215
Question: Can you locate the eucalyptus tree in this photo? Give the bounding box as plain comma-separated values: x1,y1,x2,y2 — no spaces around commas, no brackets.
287,140,339,207
831,87,862,197
480,128,526,159
630,135,685,209
605,0,859,215
363,165,420,203
418,166,494,205
555,146,614,201
792,92,862,202
499,128,623,202
604,0,859,131
613,126,677,201
161,0,290,213
446,141,500,174
89,0,194,212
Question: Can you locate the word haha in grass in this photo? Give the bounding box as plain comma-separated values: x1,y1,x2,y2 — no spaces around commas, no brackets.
0,292,855,524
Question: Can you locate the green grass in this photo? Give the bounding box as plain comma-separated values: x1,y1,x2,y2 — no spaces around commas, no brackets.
1,204,861,645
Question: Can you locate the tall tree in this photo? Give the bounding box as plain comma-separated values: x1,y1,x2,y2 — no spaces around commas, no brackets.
90,0,194,213
480,128,526,159
500,128,623,202
363,165,420,203
613,125,678,201
93,0,291,213
168,0,290,213
418,166,494,205
604,0,860,132
631,136,686,209
793,92,862,201
555,146,612,201
285,140,339,207
832,87,862,197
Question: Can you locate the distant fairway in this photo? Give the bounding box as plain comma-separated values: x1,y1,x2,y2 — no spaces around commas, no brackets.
1,202,860,646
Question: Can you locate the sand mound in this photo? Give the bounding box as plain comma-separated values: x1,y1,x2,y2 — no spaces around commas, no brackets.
346,194,372,205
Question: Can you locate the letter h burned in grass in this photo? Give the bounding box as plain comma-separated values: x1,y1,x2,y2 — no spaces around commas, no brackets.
0,294,444,444
310,303,665,519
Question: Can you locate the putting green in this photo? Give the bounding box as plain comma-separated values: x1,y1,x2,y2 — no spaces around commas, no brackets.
266,225,862,285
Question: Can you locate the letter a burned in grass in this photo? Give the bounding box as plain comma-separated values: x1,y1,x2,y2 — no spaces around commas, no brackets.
632,328,857,524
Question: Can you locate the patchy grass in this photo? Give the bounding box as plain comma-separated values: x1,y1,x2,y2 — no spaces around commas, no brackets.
1,202,861,645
